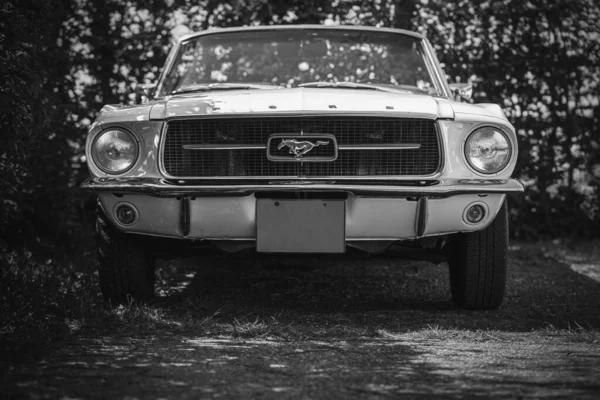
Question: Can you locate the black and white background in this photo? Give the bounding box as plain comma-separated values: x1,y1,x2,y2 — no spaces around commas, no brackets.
1,0,599,398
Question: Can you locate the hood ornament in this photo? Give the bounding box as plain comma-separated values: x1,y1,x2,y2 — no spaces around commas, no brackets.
277,139,329,158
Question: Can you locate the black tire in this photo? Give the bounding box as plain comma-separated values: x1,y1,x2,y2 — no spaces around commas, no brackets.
95,207,156,304
447,200,508,310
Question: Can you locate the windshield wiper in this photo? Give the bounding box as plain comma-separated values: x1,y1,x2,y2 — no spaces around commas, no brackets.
172,83,278,95
298,81,413,94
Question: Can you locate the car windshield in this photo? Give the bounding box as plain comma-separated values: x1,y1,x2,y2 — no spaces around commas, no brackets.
158,28,443,97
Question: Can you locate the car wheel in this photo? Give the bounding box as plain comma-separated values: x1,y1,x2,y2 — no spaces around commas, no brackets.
95,207,156,304
447,200,508,310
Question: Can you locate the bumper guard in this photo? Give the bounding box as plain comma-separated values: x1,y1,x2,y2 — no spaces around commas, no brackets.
80,177,524,197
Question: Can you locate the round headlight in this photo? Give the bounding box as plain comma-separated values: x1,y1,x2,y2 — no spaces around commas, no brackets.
92,129,139,174
465,127,511,174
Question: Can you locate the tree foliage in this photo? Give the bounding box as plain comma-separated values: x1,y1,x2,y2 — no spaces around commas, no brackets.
0,0,77,252
1,0,599,252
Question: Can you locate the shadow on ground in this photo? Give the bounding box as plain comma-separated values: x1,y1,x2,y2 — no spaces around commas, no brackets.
2,242,600,398
160,242,600,334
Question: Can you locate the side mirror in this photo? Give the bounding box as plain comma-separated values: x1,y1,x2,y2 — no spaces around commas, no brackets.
449,82,473,102
135,83,157,104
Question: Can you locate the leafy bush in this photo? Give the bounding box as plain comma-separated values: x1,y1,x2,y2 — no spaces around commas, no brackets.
0,250,101,359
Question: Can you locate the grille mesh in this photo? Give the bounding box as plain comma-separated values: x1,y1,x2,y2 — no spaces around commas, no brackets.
163,117,440,177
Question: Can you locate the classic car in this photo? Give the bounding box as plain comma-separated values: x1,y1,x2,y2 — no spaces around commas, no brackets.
81,25,523,309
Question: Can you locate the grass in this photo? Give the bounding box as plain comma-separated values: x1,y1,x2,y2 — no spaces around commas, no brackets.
541,321,600,344
0,250,101,359
3,241,600,399
393,325,511,342
2,238,600,365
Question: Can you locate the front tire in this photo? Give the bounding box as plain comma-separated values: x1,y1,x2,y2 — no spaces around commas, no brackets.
447,200,508,310
95,207,156,304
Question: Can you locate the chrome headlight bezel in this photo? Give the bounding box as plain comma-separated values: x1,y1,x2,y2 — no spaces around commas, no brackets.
91,128,140,175
463,126,513,175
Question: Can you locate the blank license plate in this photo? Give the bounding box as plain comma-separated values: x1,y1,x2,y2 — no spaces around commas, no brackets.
256,199,345,253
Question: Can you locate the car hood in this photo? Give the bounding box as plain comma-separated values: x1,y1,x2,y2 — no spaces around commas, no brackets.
148,87,456,120
95,87,509,124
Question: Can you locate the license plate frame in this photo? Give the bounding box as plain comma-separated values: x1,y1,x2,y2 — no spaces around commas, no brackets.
256,199,346,253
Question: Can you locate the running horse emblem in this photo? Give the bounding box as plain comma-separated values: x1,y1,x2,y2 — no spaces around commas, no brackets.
277,139,329,158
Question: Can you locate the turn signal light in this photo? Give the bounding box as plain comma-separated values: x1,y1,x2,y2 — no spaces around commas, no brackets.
466,204,485,223
115,204,137,225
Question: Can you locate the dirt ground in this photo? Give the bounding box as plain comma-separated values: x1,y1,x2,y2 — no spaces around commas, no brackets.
2,242,600,399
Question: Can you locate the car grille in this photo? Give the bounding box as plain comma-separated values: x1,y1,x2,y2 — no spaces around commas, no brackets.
162,117,440,178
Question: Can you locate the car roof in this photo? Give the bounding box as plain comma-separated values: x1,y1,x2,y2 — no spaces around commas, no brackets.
178,24,427,43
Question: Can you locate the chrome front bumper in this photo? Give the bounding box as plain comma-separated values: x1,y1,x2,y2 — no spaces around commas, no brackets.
81,177,523,241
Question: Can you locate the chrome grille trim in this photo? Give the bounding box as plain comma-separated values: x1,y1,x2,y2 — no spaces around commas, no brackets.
182,143,422,151
160,116,443,179
183,144,267,150
338,143,421,150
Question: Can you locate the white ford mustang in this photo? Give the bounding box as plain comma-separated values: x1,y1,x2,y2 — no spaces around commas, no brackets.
81,25,523,309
